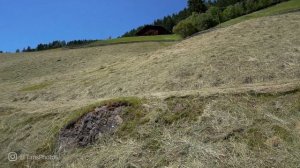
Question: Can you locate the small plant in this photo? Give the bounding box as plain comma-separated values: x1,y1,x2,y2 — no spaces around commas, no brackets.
221,3,245,22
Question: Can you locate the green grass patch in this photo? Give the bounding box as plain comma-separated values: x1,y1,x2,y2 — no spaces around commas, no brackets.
63,97,142,128
220,0,300,27
74,34,181,48
20,82,52,92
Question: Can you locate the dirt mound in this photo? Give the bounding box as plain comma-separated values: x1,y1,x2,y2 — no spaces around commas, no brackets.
58,102,129,151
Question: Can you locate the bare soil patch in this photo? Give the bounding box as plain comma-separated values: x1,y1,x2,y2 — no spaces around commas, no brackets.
58,102,130,151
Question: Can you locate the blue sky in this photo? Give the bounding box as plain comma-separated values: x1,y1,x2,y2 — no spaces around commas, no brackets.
0,0,187,52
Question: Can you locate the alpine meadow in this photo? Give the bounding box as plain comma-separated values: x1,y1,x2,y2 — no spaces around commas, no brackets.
0,0,300,167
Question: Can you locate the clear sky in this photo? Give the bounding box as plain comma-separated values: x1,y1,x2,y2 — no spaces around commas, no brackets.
0,0,187,52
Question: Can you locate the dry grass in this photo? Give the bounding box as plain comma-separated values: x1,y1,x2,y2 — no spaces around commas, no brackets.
1,13,299,104
5,86,297,168
0,12,299,167
143,12,300,91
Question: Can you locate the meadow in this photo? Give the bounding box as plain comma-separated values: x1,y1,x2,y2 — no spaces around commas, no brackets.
0,2,299,167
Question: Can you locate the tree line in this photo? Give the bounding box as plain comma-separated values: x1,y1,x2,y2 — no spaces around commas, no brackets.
18,39,97,53
173,0,289,37
123,0,288,38
122,0,221,37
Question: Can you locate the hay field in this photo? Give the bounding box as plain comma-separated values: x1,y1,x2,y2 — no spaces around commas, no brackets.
0,12,299,168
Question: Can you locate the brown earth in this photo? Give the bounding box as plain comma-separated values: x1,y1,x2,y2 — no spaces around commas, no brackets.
58,102,129,152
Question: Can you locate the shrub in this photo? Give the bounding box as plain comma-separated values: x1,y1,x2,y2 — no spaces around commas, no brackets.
258,0,274,8
207,6,222,24
173,12,218,37
235,3,246,16
244,0,287,14
221,5,235,21
221,3,245,21
193,13,218,31
173,19,198,38
245,0,259,13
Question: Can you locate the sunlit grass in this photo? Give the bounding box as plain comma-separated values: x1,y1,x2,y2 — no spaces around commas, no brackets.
81,34,182,48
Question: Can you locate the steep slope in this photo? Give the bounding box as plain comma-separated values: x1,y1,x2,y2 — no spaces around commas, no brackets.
0,12,299,168
1,12,299,105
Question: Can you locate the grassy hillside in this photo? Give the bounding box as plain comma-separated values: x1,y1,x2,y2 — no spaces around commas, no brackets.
0,11,299,167
220,0,300,27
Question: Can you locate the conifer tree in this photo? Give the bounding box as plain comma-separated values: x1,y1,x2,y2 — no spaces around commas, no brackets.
188,0,207,13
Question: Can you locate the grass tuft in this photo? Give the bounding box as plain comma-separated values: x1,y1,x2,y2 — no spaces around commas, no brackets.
272,125,294,143
20,82,52,92
142,139,162,152
159,97,204,124
245,128,267,149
